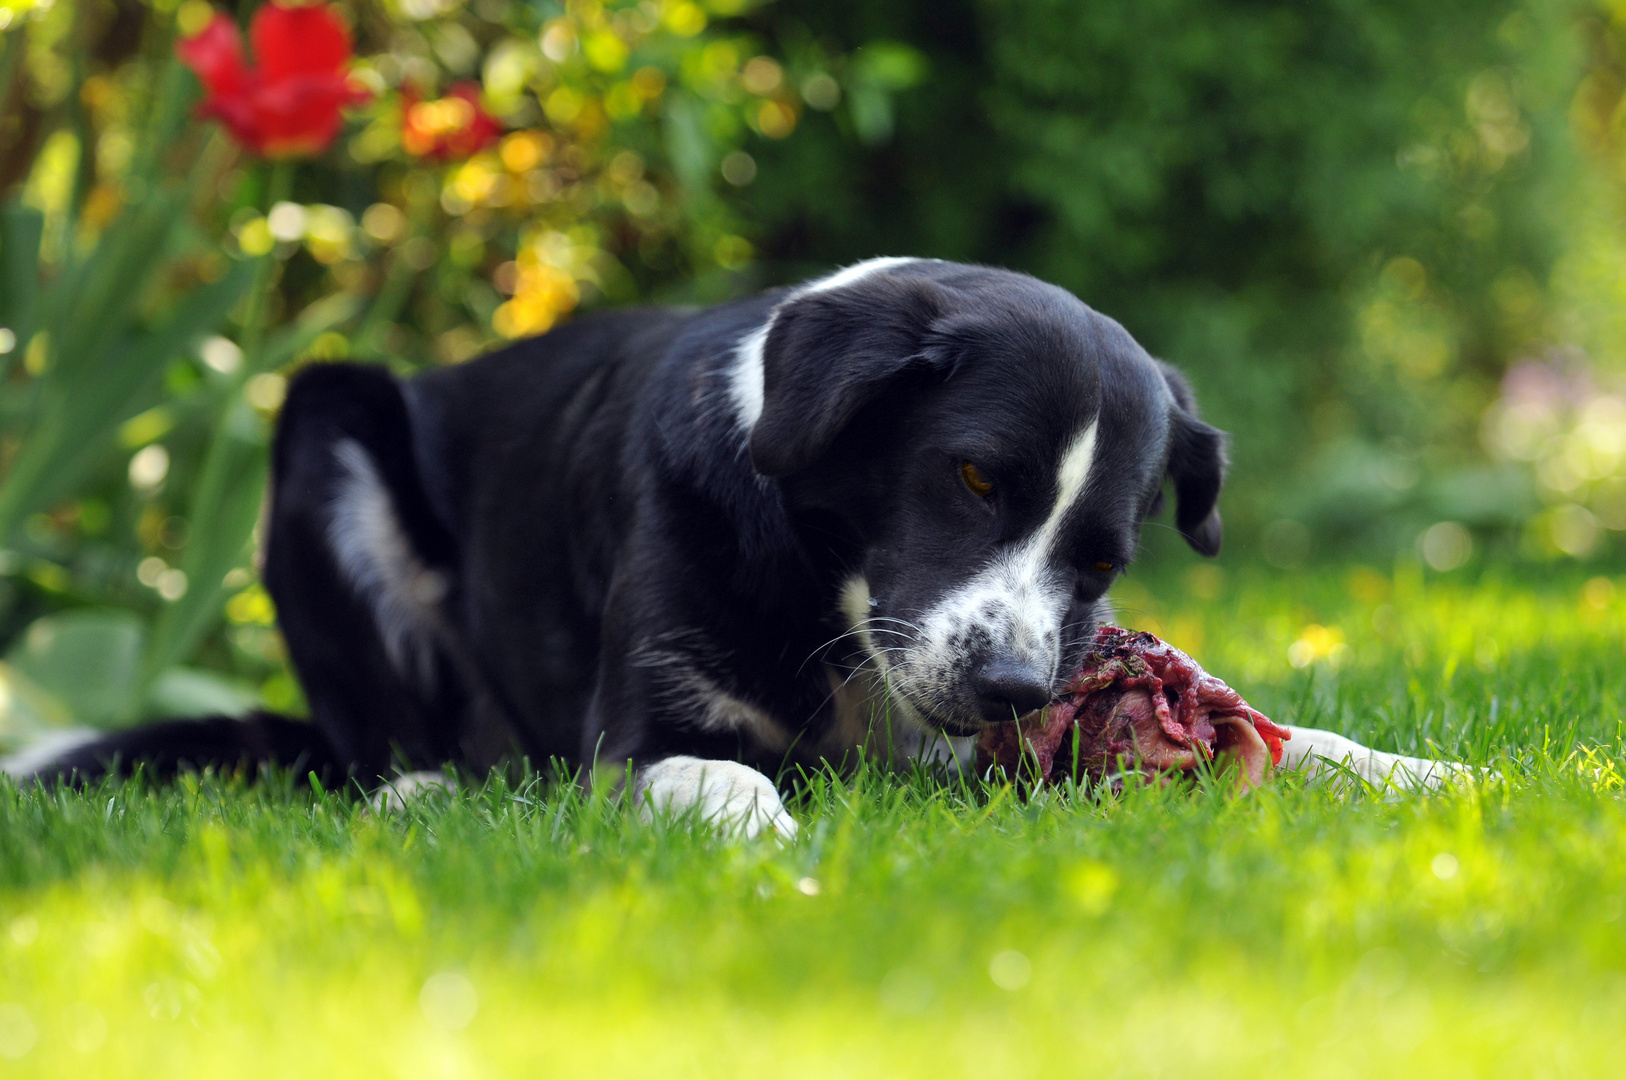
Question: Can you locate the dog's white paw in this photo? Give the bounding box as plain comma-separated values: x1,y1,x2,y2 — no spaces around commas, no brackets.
636,756,797,841
1280,726,1476,791
371,769,458,813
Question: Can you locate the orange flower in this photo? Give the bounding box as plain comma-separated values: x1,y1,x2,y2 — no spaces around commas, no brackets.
402,82,504,162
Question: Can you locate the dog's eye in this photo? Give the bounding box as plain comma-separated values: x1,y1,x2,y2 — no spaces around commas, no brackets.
1092,561,1115,574
960,461,994,498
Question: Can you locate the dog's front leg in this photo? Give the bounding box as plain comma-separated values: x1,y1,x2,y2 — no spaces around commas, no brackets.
588,540,802,841
634,756,798,840
1279,726,1474,790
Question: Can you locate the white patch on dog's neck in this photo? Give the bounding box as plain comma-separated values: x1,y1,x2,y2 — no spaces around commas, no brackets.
798,255,918,296
728,257,919,432
729,324,769,429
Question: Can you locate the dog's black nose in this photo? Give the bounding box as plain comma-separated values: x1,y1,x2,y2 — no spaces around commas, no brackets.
971,658,1052,723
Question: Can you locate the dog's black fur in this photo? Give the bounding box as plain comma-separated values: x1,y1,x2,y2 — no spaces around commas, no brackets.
21,260,1227,809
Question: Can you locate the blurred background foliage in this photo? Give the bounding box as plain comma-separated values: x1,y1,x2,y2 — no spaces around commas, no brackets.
0,0,1623,744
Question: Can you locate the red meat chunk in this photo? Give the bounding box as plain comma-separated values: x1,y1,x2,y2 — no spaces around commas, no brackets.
975,627,1291,789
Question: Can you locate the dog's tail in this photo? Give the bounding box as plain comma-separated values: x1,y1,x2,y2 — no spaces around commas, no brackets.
1,712,344,787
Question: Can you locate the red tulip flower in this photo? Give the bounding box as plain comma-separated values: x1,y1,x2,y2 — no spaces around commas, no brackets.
177,2,370,158
401,82,504,161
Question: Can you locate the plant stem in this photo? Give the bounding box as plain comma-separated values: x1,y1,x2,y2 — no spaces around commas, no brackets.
190,157,292,486
141,159,293,684
236,165,294,359
128,54,193,202
0,25,26,126
61,0,97,263
353,189,437,357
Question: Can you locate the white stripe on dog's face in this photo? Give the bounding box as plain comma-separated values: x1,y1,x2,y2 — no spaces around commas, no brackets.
1033,420,1101,557
886,420,1100,720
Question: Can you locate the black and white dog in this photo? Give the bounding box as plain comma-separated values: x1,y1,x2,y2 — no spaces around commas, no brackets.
7,259,1462,833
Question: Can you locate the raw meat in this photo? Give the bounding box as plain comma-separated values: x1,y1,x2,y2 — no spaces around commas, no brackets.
975,627,1290,789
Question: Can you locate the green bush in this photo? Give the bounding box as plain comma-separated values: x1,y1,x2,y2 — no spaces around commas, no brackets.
748,0,1626,558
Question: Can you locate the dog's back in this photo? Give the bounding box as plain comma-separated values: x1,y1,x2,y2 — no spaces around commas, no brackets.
269,302,735,775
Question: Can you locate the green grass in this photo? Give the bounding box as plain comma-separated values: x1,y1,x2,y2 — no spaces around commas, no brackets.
2,559,1625,1078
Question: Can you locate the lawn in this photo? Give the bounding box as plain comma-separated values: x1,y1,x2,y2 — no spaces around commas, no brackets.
1,558,1624,1078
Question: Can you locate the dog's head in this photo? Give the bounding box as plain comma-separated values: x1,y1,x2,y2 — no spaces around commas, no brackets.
740,259,1227,735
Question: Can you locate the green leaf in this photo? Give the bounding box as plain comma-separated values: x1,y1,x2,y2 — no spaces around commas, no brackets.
146,666,263,719
663,94,713,193
140,434,265,684
126,56,194,194
847,87,896,146
0,258,258,541
852,42,929,90
845,44,928,145
39,190,187,383
6,609,146,728
0,660,76,753
256,292,365,375
0,200,43,353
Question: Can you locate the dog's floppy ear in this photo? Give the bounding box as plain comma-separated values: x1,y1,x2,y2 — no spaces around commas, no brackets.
749,275,952,477
1159,363,1228,557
